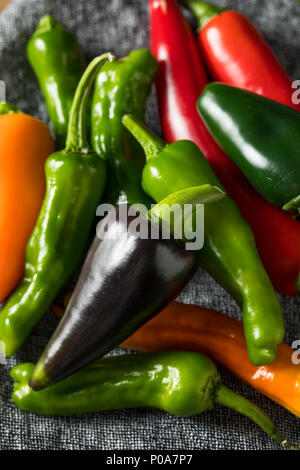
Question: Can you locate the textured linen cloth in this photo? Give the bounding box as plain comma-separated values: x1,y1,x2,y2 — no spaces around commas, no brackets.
0,0,299,451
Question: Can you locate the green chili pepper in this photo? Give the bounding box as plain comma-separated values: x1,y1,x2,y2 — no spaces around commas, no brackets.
91,49,157,206
197,83,300,217
0,53,114,357
11,352,299,449
122,114,285,367
0,102,23,115
27,15,86,149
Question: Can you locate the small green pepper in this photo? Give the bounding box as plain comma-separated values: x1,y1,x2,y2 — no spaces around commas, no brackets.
122,114,285,367
91,49,157,206
0,53,114,357
27,15,86,149
11,352,299,449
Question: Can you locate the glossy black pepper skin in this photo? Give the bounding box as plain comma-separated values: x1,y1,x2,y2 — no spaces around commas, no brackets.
31,205,197,389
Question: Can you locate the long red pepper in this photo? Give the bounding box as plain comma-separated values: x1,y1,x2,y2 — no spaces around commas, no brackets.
150,0,300,296
181,0,300,111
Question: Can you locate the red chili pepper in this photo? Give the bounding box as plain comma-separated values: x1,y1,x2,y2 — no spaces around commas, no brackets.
181,0,300,111
149,0,300,296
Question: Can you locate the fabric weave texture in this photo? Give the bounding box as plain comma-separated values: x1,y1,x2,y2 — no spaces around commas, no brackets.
0,0,299,450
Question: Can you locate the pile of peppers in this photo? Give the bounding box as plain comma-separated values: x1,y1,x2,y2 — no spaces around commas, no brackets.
0,0,300,450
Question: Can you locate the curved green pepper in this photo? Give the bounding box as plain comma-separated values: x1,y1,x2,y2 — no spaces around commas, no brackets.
11,352,299,449
27,15,86,149
0,53,114,357
91,49,157,206
122,114,285,367
197,83,300,217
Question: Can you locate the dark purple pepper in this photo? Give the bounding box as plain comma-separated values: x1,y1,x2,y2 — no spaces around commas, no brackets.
30,204,197,390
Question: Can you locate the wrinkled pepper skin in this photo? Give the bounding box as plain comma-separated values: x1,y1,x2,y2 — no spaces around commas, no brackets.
0,54,113,357
27,15,86,149
122,114,285,367
149,0,300,296
181,0,300,111
12,352,296,448
91,49,157,206
14,353,217,416
198,83,300,216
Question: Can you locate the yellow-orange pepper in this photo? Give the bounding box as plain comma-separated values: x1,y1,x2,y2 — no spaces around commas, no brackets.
0,113,54,302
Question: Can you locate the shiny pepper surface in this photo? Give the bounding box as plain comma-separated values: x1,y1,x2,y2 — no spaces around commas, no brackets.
30,185,224,389
198,83,300,217
12,352,299,449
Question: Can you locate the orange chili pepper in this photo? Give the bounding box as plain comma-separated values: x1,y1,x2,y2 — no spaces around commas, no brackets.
121,301,300,418
0,113,55,302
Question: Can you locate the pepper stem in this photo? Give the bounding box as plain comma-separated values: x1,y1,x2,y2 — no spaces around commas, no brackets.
65,53,115,153
215,384,300,449
150,185,225,240
0,102,22,115
122,114,165,161
180,0,223,30
283,194,300,219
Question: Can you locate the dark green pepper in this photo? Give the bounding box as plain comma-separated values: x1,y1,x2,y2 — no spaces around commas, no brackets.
0,53,114,357
27,15,86,149
11,352,299,449
29,185,224,389
197,83,300,217
91,49,157,207
122,114,285,367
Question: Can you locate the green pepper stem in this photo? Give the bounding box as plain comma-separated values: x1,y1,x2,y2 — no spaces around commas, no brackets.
65,53,115,153
122,114,165,161
215,384,300,449
180,0,223,30
149,184,225,239
283,194,300,219
0,102,23,115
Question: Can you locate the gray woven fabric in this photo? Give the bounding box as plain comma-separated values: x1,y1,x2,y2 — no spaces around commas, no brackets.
0,0,299,450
